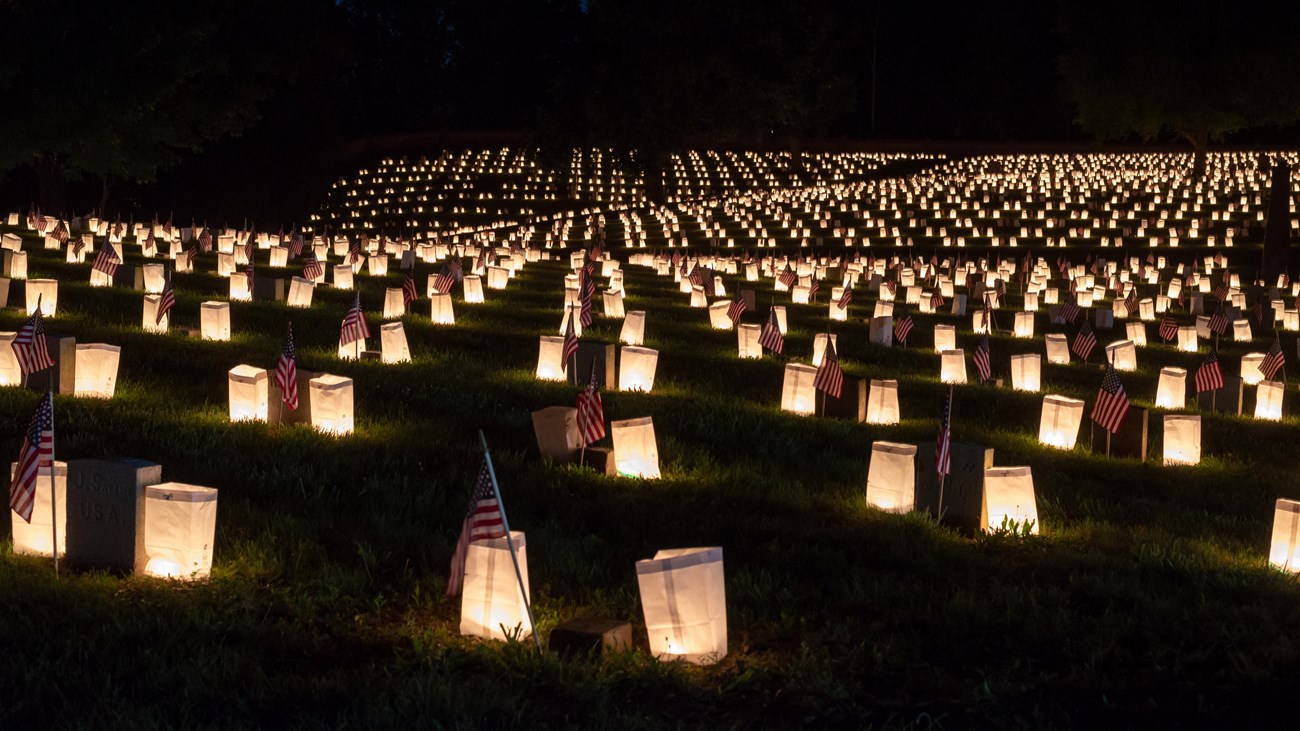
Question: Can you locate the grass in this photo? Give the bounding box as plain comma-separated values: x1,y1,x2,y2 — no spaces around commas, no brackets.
0,218,1297,729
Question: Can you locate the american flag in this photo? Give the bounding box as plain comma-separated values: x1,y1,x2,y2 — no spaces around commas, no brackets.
727,290,747,324
562,309,578,372
893,305,914,343
9,390,53,524
1124,287,1137,316
576,365,606,446
1261,332,1286,381
936,390,952,476
1091,363,1131,434
302,254,323,281
981,296,993,334
1194,348,1224,393
445,460,506,596
1072,317,1097,362
813,337,844,398
275,323,299,411
778,265,797,289
244,262,255,293
1059,293,1081,324
155,271,175,325
447,257,463,279
403,274,419,309
243,238,254,266
12,300,54,375
92,244,121,277
759,306,784,354
198,227,212,252
837,286,853,311
339,292,370,347
71,234,86,258
579,271,595,327
1214,283,1229,302
973,331,992,381
930,289,946,310
1159,314,1179,342
185,244,199,268
808,278,819,302
349,238,362,265
995,278,1006,299
52,220,69,244
432,262,456,294
884,279,897,298
289,233,304,257
1208,307,1228,336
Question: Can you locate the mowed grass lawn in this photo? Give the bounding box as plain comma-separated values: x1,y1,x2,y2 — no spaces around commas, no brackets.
0,228,1297,728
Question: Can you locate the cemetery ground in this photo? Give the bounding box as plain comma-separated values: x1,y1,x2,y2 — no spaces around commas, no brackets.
0,225,1297,728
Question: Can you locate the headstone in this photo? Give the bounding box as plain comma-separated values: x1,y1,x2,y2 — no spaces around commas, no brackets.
548,616,632,656
571,341,616,389
531,406,581,463
65,458,161,574
111,264,143,290
269,368,318,425
580,446,617,476
739,288,756,313
915,440,993,532
869,316,893,347
360,350,383,361
1094,308,1114,330
26,335,77,394
1,250,21,278
822,377,866,421
1089,406,1149,461
1195,375,1243,415
253,277,286,302
0,276,8,307
950,293,967,316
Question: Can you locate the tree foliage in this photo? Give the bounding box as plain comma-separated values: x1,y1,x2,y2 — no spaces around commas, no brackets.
1058,0,1300,175
0,0,331,207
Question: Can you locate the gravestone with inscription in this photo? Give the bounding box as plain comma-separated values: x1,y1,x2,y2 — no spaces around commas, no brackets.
571,342,616,389
66,458,161,573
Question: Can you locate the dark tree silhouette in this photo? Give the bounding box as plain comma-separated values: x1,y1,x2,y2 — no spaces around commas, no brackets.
1058,0,1300,179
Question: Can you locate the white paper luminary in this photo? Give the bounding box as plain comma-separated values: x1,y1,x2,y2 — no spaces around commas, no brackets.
1023,291,1039,312
535,336,568,382
940,349,967,384
1162,414,1201,466
420,292,451,325
9,460,66,557
790,285,810,304
142,482,218,580
141,263,166,294
1013,311,1034,338
368,255,388,277
381,288,405,319
982,466,1040,535
333,265,354,290
1105,340,1137,371
269,247,288,268
1268,499,1300,573
603,289,625,318
1240,353,1265,386
216,252,236,277
619,346,659,392
1038,395,1084,449
287,276,314,308
774,306,788,334
812,333,839,367
1010,354,1041,392
228,365,269,422
1255,380,1284,421
1125,321,1147,347
610,417,661,478
486,265,509,289
0,333,20,385
865,441,916,513
1232,319,1252,342
459,532,534,641
620,310,645,345
200,301,231,341
1042,333,1068,365
142,295,169,333
380,322,411,363
934,324,956,352
1139,298,1155,321
1149,367,1187,410
708,301,733,330
7,251,27,279
781,362,818,415
25,279,57,316
309,374,354,435
865,379,900,424
636,547,726,664
737,323,762,358
73,343,120,398
228,272,252,301
462,275,485,303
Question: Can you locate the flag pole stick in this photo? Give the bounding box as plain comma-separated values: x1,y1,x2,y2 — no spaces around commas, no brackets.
938,385,954,522
49,393,58,579
478,430,543,654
